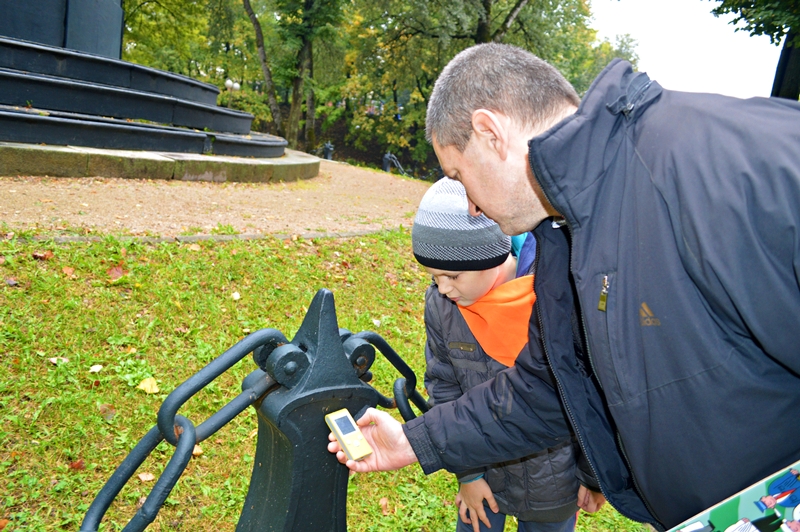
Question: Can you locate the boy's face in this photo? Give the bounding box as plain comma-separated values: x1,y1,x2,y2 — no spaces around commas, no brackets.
425,266,500,307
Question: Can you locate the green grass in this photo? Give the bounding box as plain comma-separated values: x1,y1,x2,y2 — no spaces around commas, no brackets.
0,230,646,531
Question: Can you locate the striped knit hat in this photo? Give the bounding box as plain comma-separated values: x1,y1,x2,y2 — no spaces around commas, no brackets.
412,177,510,271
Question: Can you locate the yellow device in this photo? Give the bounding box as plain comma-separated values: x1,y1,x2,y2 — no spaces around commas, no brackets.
325,408,373,461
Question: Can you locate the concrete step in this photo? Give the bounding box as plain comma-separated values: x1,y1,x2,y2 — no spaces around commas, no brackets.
0,36,220,105
0,105,286,158
0,67,253,134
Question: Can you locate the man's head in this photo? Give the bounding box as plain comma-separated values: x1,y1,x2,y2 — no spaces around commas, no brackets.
412,177,512,306
427,43,579,234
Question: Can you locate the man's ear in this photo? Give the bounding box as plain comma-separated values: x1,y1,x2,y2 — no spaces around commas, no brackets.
471,110,509,160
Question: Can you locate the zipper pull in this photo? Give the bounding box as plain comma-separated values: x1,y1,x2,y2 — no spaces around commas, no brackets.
598,275,609,312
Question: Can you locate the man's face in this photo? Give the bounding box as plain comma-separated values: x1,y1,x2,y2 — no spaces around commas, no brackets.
432,136,539,235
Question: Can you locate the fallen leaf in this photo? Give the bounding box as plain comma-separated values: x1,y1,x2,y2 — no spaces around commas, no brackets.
138,472,155,482
379,497,390,516
136,496,147,509
230,249,238,256
188,243,201,251
5,278,18,287
0,518,10,530
137,377,159,394
98,404,116,421
232,291,241,301
372,319,381,327
107,264,128,281
0,256,5,265
62,266,75,276
192,445,203,457
40,198,54,203
174,326,190,334
120,248,127,257
248,428,258,439
126,346,137,354
48,356,69,365
68,459,85,470
89,364,103,373
32,250,54,261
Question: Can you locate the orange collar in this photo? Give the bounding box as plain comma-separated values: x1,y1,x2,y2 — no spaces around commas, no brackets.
457,275,535,367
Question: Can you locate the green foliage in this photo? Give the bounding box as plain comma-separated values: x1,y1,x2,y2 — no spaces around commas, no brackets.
120,0,639,172
711,0,800,45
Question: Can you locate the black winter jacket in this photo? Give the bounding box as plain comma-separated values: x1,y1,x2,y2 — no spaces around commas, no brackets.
423,284,579,522
403,60,800,529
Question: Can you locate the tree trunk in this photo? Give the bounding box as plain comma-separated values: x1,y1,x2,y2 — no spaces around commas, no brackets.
304,42,316,149
287,37,311,148
242,0,283,135
771,29,800,101
475,0,493,43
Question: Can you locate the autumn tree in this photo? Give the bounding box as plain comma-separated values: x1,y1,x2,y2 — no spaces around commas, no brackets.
711,0,800,99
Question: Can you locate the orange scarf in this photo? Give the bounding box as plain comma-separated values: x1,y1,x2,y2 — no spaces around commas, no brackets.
457,275,535,367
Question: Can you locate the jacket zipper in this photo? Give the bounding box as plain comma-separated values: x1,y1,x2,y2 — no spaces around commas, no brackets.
528,148,664,528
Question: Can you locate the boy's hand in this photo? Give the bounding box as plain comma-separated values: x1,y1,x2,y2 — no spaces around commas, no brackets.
326,407,418,472
456,478,499,531
577,485,606,513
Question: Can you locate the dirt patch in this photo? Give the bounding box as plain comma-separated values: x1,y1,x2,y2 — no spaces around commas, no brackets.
0,161,430,237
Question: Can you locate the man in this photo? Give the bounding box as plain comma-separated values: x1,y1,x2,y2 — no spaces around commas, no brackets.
328,43,800,530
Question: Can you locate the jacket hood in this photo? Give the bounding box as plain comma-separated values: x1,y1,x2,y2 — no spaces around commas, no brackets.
528,60,663,230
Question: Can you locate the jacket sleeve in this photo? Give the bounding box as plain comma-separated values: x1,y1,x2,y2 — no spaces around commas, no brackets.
404,337,573,475
656,96,800,375
422,286,486,481
423,286,464,407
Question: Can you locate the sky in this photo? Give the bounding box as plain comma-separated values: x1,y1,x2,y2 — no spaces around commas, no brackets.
589,0,784,99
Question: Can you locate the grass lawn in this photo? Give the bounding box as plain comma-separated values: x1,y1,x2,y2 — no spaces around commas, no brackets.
0,228,647,531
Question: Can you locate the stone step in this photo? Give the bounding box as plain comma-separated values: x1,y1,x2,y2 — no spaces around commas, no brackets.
0,36,219,105
0,67,253,134
0,105,286,158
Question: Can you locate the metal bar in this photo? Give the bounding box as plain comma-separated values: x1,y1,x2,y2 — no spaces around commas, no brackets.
80,426,163,532
123,415,197,532
158,329,287,445
195,371,277,442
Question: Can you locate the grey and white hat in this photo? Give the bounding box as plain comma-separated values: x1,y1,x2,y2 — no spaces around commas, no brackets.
412,177,510,271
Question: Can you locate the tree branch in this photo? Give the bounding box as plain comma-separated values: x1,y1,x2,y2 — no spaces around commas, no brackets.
492,0,529,42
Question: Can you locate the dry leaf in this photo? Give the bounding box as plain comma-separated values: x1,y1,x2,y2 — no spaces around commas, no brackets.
192,445,203,457
248,428,258,439
4,278,18,287
137,377,159,394
98,403,116,421
188,243,201,251
49,356,69,365
0,256,5,265
174,326,190,334
32,250,54,261
126,346,137,354
232,291,241,301
379,497,390,516
372,319,381,327
136,496,147,509
138,472,155,482
107,264,128,281
120,248,127,257
62,266,75,276
0,518,10,530
68,459,86,470
89,364,103,373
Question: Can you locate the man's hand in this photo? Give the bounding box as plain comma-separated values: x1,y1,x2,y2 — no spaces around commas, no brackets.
577,485,606,513
326,407,418,472
456,478,499,532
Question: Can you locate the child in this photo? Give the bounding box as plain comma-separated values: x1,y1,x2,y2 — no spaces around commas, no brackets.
411,177,582,532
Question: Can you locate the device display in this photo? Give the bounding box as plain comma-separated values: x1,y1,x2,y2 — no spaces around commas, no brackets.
325,408,373,461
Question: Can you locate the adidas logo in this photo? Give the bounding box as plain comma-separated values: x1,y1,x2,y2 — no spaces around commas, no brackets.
639,302,661,326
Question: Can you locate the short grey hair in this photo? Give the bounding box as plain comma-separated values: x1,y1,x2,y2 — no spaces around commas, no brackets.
426,43,580,151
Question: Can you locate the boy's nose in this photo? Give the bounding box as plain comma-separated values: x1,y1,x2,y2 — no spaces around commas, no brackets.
437,280,451,295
